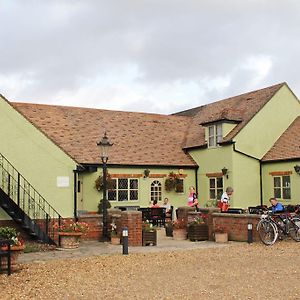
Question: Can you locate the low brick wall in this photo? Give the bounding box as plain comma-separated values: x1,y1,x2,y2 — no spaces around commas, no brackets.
212,213,261,242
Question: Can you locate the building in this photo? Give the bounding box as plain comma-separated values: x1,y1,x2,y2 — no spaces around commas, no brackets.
0,82,300,242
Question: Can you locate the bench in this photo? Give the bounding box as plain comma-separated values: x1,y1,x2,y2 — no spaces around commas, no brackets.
0,239,12,275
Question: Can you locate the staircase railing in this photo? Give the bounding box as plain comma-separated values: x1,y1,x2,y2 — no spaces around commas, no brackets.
0,153,61,244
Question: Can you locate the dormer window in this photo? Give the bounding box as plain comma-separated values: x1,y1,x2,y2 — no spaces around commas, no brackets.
208,124,222,147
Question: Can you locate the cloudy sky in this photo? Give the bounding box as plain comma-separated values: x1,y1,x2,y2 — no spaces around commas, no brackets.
1,0,300,114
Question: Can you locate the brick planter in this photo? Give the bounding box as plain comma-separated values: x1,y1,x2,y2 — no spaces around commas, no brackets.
142,230,157,246
188,224,208,241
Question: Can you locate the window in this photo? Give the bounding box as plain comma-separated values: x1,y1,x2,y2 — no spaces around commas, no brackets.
108,178,139,201
209,177,223,199
175,178,184,193
151,180,162,202
208,124,223,147
274,176,291,200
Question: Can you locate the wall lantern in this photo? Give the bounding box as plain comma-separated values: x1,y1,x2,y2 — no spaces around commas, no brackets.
294,165,300,175
144,169,150,178
222,167,229,179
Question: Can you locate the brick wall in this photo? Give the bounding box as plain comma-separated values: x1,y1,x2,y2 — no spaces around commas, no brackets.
212,213,261,242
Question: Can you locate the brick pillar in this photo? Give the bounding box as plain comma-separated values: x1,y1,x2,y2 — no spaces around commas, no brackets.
121,211,142,246
177,206,195,226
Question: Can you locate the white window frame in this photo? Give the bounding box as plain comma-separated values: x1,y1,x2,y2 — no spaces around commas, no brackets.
209,177,223,200
108,178,139,202
151,180,162,202
208,124,223,148
273,175,291,200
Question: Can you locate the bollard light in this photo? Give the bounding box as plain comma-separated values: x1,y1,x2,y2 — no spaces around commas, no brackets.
247,223,253,244
122,227,129,255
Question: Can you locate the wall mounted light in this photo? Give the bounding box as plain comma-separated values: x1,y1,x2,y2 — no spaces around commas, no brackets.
144,169,150,178
222,167,229,179
294,165,300,175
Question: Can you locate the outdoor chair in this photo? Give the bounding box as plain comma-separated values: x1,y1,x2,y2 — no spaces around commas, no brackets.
0,239,12,275
150,207,166,226
222,208,244,214
165,205,173,222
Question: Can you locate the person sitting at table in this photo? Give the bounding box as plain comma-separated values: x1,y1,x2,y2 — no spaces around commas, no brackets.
151,200,160,208
162,197,172,220
269,197,284,213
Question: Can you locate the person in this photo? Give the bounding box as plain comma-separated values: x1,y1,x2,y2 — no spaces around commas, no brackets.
220,187,234,212
151,199,160,208
162,197,171,212
187,186,199,211
269,197,284,213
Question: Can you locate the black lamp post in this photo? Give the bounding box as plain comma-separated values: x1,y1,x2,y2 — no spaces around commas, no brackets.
97,132,113,242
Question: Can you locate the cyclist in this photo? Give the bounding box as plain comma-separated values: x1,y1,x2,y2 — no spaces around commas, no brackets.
269,197,284,213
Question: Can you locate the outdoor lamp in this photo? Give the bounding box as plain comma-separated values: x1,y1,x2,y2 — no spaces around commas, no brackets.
97,132,113,242
294,165,300,175
222,167,228,179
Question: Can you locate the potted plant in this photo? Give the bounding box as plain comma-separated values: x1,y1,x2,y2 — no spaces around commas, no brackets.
188,215,208,241
142,221,157,246
54,220,89,249
0,226,25,271
165,221,173,237
172,219,187,240
95,173,115,191
214,225,228,243
110,222,120,245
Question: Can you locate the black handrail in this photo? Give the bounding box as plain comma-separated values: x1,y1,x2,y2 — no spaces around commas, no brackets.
0,153,62,244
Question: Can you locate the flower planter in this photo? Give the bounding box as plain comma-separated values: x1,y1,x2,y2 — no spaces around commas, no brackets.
172,228,187,240
59,232,82,249
165,226,173,237
188,224,208,241
142,230,157,246
215,232,228,243
1,244,25,272
110,236,120,245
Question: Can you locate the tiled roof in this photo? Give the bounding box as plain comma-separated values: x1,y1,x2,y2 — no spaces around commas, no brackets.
176,83,285,149
11,103,197,167
262,116,300,162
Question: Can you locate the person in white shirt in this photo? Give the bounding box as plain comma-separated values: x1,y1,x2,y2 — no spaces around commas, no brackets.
220,187,234,212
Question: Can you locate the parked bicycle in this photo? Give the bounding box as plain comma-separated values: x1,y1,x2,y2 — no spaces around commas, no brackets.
257,210,300,245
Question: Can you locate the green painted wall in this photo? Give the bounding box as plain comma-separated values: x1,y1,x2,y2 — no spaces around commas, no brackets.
235,85,300,159
262,162,300,206
232,151,261,208
0,97,77,219
189,145,233,206
78,166,196,211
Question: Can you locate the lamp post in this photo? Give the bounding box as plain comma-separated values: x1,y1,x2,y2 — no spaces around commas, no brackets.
97,132,113,242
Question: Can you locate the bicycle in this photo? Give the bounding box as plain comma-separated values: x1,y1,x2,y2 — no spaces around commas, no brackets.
256,210,300,245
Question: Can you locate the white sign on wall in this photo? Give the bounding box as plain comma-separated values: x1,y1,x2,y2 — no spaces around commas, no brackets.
57,176,70,187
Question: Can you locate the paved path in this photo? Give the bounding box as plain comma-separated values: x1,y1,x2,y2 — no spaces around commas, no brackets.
19,228,229,264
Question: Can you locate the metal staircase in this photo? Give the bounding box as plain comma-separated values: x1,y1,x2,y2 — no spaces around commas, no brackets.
0,153,61,245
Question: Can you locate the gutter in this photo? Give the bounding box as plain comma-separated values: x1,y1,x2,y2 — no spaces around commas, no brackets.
232,143,263,206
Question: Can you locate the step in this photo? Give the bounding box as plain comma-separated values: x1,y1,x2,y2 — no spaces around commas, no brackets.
29,232,37,237
15,218,22,223
9,211,15,216
2,203,8,208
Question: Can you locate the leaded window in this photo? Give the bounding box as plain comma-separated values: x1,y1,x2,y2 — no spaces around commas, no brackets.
108,178,139,201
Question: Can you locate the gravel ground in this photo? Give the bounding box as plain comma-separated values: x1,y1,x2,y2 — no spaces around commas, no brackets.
1,240,299,300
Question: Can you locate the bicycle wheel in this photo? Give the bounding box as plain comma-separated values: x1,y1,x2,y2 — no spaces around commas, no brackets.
257,220,278,245
289,217,300,242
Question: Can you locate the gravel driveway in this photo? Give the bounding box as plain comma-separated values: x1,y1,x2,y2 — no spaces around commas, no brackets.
1,240,299,299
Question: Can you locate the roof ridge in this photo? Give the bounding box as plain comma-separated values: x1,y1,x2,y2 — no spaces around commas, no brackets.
173,82,286,115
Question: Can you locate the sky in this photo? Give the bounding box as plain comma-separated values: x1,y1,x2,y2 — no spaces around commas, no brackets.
1,0,300,114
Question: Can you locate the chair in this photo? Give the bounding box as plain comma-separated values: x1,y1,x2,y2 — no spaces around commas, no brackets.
165,206,173,222
0,239,12,275
150,207,166,227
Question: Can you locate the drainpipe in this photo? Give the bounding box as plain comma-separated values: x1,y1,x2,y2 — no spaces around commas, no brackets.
233,143,263,206
195,167,199,194
73,170,78,221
